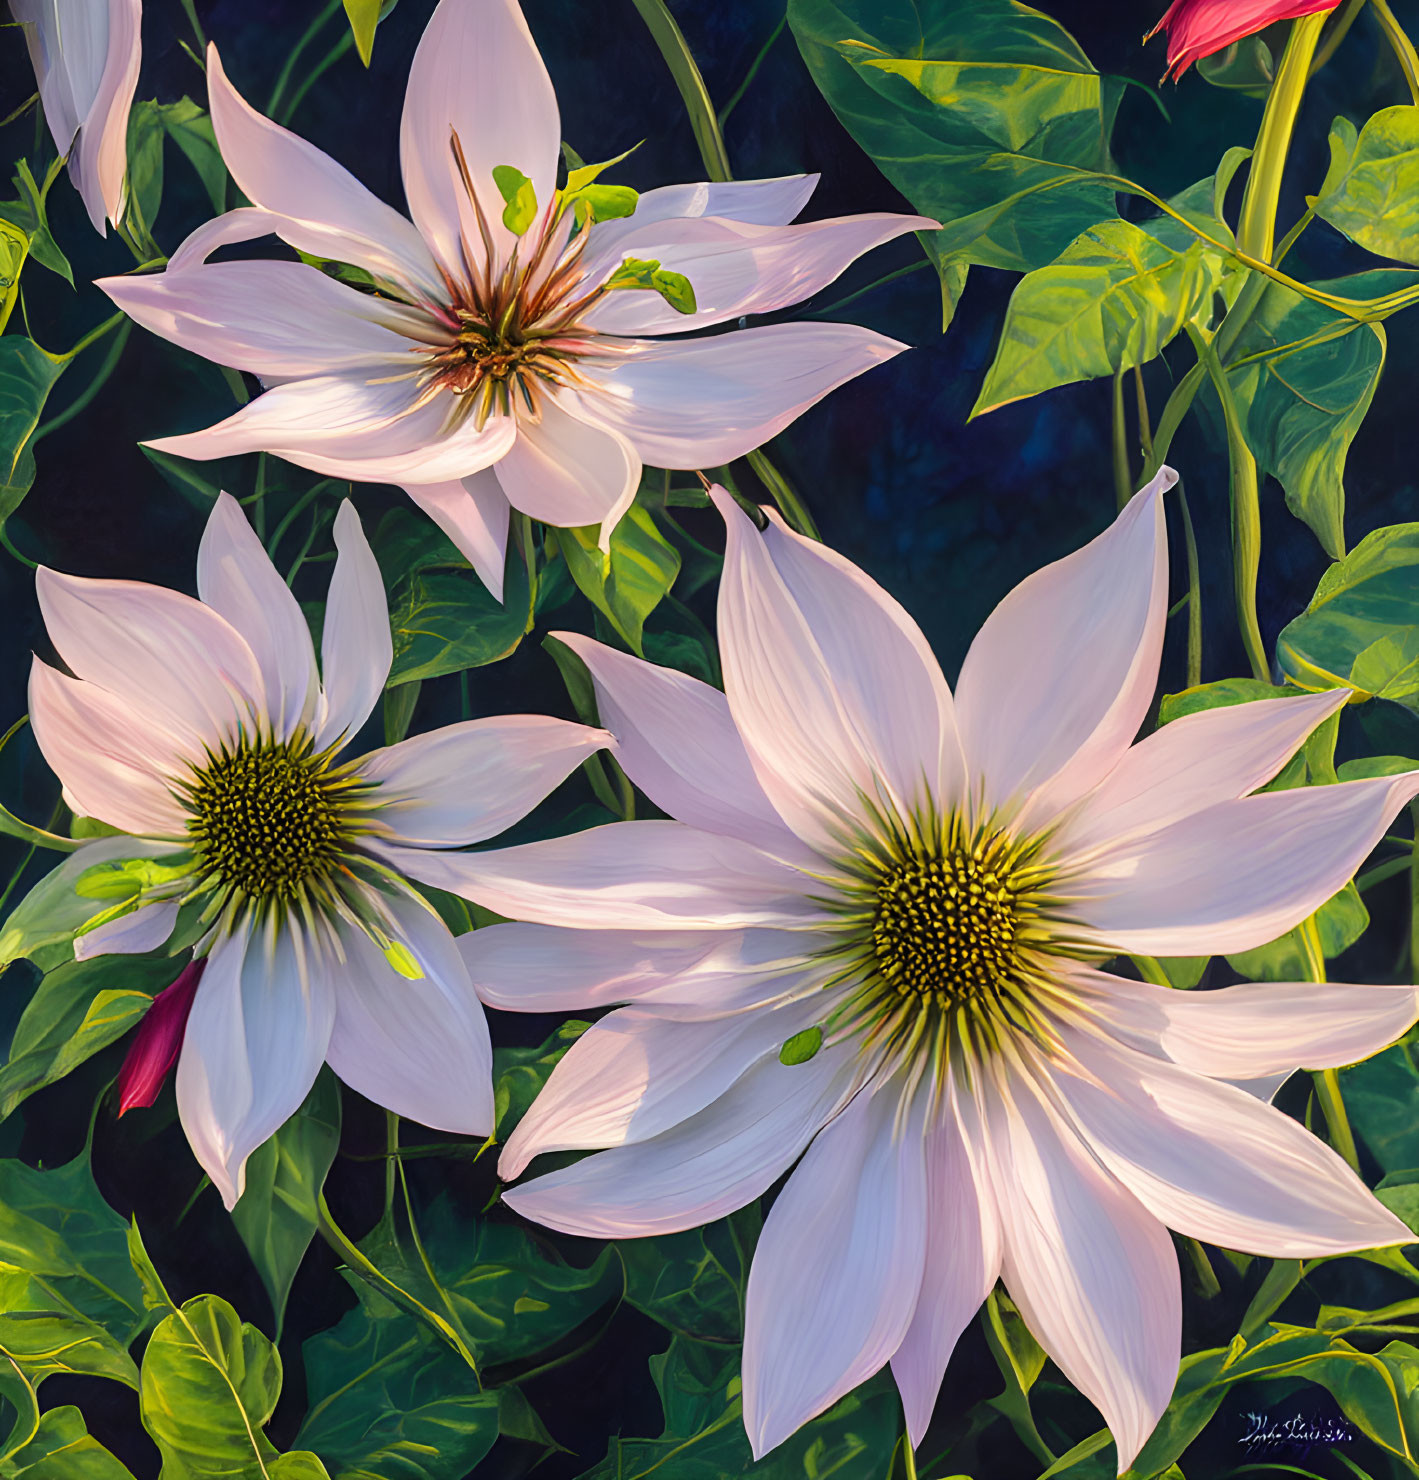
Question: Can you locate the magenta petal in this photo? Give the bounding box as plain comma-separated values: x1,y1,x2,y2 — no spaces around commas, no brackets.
118,960,205,1115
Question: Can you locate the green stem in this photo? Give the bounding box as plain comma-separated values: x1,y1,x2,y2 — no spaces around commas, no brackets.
1237,14,1328,264
1310,0,1368,77
178,0,207,50
1297,915,1362,1174
515,511,539,629
33,321,130,445
268,0,344,120
902,1431,919,1480
1184,1236,1222,1298
718,14,786,128
269,479,335,557
628,0,732,181
1373,0,1419,102
1111,368,1131,513
315,1191,481,1375
1176,477,1203,688
746,448,819,540
807,259,932,320
1133,365,1154,461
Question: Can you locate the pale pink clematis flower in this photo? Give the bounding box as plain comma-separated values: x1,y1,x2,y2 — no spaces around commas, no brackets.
96,0,930,600
413,469,1419,1468
10,0,142,232
1146,0,1342,79
24,491,609,1207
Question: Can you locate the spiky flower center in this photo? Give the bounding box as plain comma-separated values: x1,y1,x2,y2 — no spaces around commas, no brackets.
184,736,366,906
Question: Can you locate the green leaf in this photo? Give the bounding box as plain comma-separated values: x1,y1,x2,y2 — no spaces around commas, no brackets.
0,954,171,1119
1276,521,1419,715
491,165,538,235
124,101,165,236
1226,270,1416,558
1313,104,1419,265
778,1026,822,1066
386,552,530,685
0,1156,145,1342
296,1279,501,1480
0,159,72,287
1157,677,1308,726
559,504,681,655
0,1262,137,1389
568,183,639,226
342,0,382,67
1342,1038,1419,1174
1195,35,1273,95
1376,1170,1419,1234
619,1206,760,1344
139,1292,327,1478
0,338,64,529
493,1020,589,1141
232,1071,341,1339
1225,881,1368,982
0,219,27,336
972,219,1221,415
604,257,697,314
564,144,641,195
0,1404,137,1478
159,99,227,215
788,0,1120,273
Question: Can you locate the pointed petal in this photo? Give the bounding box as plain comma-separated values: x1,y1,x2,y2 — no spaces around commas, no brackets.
550,632,805,854
711,484,960,852
954,470,1175,823
28,660,190,837
494,394,640,537
316,501,391,749
11,0,85,160
73,898,180,961
175,921,336,1209
100,260,426,378
403,471,510,601
35,565,265,750
1082,968,1419,1081
369,821,820,930
744,1083,929,1459
1069,770,1419,956
463,923,816,1013
500,993,823,1178
891,1097,1001,1447
1056,1025,1412,1258
71,0,140,232
327,890,493,1135
503,1045,856,1236
582,212,935,335
587,322,906,469
399,0,560,279
205,44,442,298
119,961,204,1113
145,373,518,485
359,714,609,846
970,1064,1181,1473
197,491,319,741
1057,688,1350,859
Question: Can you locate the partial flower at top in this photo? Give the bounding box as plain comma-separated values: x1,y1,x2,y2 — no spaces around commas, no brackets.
10,0,141,232
434,471,1419,1470
96,0,931,601
25,491,609,1207
1146,0,1342,79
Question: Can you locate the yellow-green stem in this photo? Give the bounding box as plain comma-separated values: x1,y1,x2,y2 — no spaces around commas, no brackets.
1297,915,1362,1174
1373,0,1419,102
1177,478,1203,688
1310,0,1368,77
1111,367,1131,512
1184,1236,1222,1298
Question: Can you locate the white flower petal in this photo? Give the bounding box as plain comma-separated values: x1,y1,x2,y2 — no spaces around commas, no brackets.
494,394,640,538
316,501,392,749
29,659,190,837
500,993,823,1178
370,821,821,930
72,898,180,961
743,1083,929,1459
582,212,935,336
1057,689,1350,860
1055,1024,1412,1257
587,322,906,469
463,923,817,1013
891,1094,1001,1448
503,1044,857,1237
35,565,264,750
954,470,1175,825
1069,770,1419,956
359,714,608,846
970,1063,1181,1474
205,44,442,299
399,0,560,280
326,890,493,1135
71,0,140,231
549,632,805,855
711,485,960,852
175,920,336,1209
197,491,319,741
100,260,426,378
12,0,86,156
403,471,510,601
145,373,518,486
1082,968,1419,1081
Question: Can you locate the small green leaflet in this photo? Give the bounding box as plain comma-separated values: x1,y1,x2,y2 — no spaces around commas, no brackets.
492,165,538,235
605,257,697,314
779,1026,822,1065
74,855,189,901
342,0,382,67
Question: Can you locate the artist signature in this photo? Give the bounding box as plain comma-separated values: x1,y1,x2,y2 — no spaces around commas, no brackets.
1239,1410,1356,1456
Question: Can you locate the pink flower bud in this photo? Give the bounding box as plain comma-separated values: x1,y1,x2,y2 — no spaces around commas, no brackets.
117,960,205,1116
1146,0,1342,79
